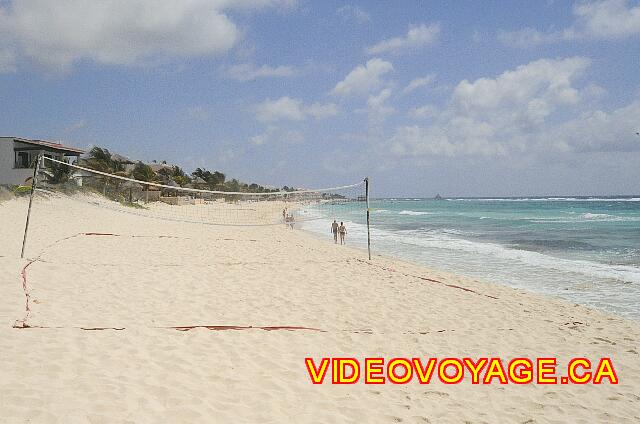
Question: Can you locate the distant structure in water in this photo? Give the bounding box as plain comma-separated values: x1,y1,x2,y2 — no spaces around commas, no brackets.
434,194,443,200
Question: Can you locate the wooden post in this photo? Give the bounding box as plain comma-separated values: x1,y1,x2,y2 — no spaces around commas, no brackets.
365,177,371,260
21,154,42,259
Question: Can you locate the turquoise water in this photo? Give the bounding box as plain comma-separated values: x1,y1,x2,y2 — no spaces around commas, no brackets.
301,196,640,320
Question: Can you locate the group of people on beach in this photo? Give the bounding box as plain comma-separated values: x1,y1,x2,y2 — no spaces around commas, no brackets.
282,208,295,229
331,219,347,245
281,208,347,243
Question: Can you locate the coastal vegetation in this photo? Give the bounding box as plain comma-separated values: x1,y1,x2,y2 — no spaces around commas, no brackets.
38,146,291,199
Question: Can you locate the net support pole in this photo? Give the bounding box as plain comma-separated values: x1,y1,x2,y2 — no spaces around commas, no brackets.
21,153,42,259
365,177,371,260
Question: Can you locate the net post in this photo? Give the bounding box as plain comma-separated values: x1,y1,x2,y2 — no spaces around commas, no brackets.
365,177,371,260
21,153,42,259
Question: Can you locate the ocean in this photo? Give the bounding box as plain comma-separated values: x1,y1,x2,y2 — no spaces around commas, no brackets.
300,196,640,320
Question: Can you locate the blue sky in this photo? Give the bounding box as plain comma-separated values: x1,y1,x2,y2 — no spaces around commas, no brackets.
1,0,639,196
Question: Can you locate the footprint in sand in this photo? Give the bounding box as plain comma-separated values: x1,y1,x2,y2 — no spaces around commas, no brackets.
423,390,449,398
593,337,616,345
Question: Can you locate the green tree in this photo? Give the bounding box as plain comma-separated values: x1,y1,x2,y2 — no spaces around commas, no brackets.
192,168,225,189
45,158,72,184
132,162,156,182
85,146,129,194
225,178,240,192
85,147,125,173
158,165,191,187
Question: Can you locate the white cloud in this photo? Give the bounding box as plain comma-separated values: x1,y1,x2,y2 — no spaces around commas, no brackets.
402,74,436,94
250,126,276,145
409,104,438,119
0,46,16,72
388,57,594,158
389,124,506,157
574,0,640,38
545,101,640,153
330,58,393,97
366,23,440,55
306,102,339,119
584,83,607,99
63,119,87,133
217,0,296,9
451,57,589,120
363,88,394,123
225,63,297,81
336,5,371,23
0,0,290,72
250,125,305,146
368,88,392,109
255,96,338,122
499,0,640,47
256,97,305,122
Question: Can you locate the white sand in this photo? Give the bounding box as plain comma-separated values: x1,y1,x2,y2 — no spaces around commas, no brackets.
1,194,639,423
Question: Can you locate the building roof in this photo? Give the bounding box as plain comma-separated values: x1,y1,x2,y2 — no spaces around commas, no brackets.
148,162,173,172
111,153,133,163
7,137,85,154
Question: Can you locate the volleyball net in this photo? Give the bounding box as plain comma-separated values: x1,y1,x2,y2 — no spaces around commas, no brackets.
33,156,368,228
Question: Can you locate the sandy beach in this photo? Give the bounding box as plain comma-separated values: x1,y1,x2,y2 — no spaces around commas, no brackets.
1,194,639,423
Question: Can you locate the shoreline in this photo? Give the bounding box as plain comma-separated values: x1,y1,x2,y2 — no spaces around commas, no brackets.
298,223,640,326
299,219,640,325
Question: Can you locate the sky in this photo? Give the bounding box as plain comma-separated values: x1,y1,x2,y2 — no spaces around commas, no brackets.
1,0,639,197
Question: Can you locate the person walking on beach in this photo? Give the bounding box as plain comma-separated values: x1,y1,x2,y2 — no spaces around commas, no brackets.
338,222,347,245
331,219,339,243
287,213,295,230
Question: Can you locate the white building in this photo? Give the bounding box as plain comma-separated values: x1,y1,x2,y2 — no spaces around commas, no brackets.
0,137,85,185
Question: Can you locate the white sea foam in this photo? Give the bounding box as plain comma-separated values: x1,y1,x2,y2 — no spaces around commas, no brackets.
304,215,640,285
398,210,430,216
448,197,640,202
528,214,640,223
439,228,469,236
399,228,640,284
471,212,639,223
583,213,614,219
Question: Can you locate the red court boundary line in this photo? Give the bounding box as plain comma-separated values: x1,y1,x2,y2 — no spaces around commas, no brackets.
169,325,325,332
354,258,499,300
16,232,328,331
14,259,37,328
15,232,497,331
14,325,519,334
14,325,325,332
14,232,178,328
